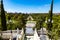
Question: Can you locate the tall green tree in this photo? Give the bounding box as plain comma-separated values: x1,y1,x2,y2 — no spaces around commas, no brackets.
1,0,7,31
48,0,53,31
47,0,54,40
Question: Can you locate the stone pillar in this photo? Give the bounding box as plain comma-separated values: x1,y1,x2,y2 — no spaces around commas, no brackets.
16,28,19,40
34,28,40,40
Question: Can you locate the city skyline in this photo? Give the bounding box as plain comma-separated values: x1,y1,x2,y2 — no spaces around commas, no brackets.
3,0,60,13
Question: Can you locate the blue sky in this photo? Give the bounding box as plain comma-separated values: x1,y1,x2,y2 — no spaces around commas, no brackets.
3,0,60,13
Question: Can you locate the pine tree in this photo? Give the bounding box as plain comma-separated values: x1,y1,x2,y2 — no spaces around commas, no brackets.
1,0,7,31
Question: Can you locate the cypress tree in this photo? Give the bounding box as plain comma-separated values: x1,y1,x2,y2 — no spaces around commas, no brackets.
48,0,53,31
47,0,54,40
1,0,7,31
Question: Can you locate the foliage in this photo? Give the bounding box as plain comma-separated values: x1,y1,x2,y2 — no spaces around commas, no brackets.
0,12,60,39
1,0,7,31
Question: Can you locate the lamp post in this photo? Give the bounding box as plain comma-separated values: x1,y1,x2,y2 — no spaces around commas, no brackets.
45,19,53,40
45,19,53,23
45,19,53,31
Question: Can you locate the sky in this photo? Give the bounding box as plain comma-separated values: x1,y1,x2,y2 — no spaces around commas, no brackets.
3,0,60,13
